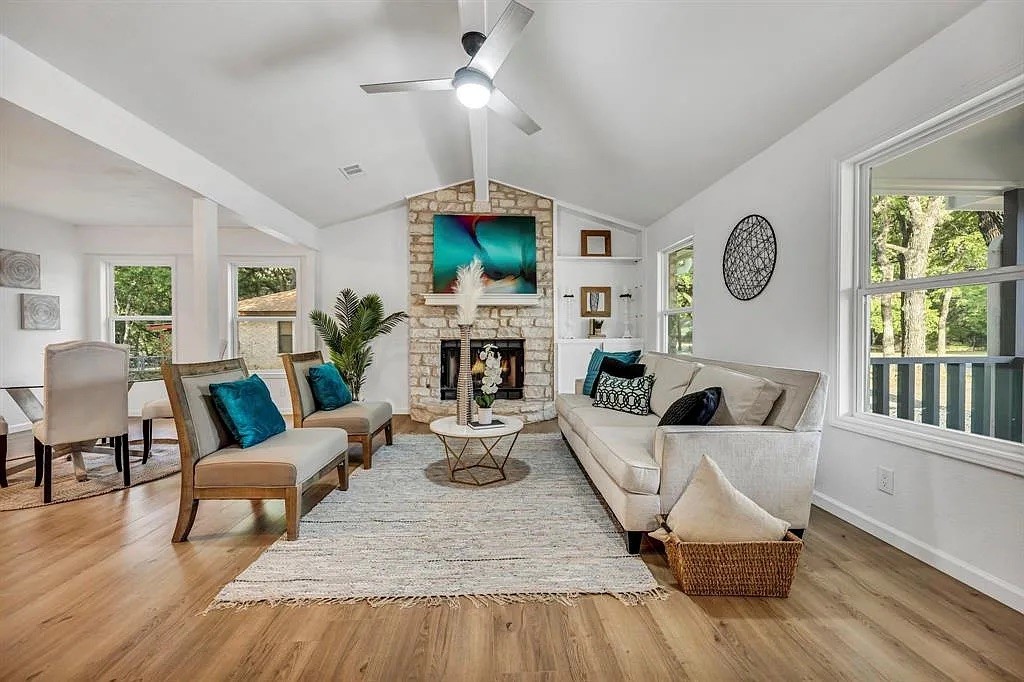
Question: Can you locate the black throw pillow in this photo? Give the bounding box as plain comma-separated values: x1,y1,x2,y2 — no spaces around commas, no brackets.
658,387,723,426
590,357,646,398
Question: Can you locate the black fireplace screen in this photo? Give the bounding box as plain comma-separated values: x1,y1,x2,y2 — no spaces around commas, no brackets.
439,338,525,401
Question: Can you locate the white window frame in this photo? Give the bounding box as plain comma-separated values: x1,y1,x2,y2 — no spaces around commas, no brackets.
226,257,304,376
832,76,1024,476
102,257,177,364
658,237,695,355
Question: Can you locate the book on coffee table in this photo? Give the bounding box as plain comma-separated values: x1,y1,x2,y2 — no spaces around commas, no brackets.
469,418,505,430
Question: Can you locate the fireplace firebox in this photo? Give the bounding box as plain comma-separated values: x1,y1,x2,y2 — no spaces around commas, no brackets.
439,339,525,401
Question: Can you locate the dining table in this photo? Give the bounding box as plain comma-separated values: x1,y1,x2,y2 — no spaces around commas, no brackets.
2,370,163,481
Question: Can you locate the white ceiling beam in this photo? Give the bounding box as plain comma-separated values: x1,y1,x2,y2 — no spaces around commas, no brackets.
459,0,490,207
0,35,320,250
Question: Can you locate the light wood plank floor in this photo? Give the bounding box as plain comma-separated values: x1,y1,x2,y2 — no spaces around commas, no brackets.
1,416,1022,680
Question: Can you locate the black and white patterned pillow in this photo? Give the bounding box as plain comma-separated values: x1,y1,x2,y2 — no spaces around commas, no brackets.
592,374,655,416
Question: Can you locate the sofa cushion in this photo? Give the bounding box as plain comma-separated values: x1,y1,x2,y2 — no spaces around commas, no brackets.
586,427,660,495
658,387,722,426
582,349,642,396
556,393,592,421
649,357,702,416
302,401,392,434
666,454,789,541
687,365,783,426
567,406,661,434
194,427,348,488
590,356,647,397
141,398,173,420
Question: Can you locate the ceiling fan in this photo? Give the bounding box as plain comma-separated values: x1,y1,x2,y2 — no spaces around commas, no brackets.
360,0,540,135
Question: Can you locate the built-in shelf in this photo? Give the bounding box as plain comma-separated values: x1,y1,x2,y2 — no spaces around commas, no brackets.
556,337,644,344
554,256,643,263
423,293,540,307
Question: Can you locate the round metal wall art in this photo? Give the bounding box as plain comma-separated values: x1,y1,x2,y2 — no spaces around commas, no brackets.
722,214,777,301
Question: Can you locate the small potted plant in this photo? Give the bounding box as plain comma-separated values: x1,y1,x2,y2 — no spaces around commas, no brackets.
474,344,501,424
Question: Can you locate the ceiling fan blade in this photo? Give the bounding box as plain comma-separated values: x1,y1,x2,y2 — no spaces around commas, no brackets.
360,78,453,94
488,88,540,135
468,1,534,79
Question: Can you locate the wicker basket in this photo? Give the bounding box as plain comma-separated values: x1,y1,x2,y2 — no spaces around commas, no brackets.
663,529,803,598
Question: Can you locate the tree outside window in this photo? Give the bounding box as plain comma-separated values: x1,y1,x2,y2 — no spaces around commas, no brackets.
110,265,173,376
662,242,694,354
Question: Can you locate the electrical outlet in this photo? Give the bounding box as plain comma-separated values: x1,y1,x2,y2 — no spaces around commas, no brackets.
877,466,895,495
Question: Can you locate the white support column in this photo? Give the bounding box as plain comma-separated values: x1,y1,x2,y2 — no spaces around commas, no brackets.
188,197,222,362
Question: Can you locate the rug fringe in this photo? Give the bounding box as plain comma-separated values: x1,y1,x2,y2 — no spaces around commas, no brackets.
203,587,668,614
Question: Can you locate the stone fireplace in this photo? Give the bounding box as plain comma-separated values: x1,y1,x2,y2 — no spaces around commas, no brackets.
407,180,555,423
439,338,525,401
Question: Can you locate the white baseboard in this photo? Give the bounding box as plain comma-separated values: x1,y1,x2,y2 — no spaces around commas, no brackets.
812,490,1024,614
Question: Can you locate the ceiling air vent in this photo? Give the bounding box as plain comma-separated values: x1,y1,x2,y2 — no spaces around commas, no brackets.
339,164,365,180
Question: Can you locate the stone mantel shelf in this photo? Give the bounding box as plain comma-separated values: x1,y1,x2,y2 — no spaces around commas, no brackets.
423,293,540,307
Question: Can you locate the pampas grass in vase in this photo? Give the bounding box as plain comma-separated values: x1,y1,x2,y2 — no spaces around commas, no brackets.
454,258,485,425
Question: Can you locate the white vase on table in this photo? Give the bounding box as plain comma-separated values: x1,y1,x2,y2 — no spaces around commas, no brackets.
477,407,493,425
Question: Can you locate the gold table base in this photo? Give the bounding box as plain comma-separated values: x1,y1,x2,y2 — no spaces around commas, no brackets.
435,431,520,486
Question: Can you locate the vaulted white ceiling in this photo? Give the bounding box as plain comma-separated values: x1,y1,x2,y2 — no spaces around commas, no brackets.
0,0,978,227
0,100,248,227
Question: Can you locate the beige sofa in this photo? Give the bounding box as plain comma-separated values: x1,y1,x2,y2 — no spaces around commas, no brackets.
557,352,828,553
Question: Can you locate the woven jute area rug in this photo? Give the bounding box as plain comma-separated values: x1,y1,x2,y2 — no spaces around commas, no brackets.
0,444,180,511
211,433,663,609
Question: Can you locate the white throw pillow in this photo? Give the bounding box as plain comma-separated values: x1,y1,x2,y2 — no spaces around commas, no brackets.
686,364,783,426
666,455,789,542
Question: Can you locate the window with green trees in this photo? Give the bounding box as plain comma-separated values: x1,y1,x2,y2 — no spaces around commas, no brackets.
661,241,694,355
109,264,173,373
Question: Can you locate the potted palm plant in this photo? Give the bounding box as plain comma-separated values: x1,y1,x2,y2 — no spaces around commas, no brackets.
474,344,501,424
310,289,408,401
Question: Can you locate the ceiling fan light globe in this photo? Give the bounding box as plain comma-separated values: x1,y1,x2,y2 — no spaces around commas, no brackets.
456,82,491,109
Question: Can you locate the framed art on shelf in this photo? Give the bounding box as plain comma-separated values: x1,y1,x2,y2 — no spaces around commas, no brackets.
580,230,612,257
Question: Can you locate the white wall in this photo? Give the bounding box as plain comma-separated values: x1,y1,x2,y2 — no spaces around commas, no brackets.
318,206,410,413
643,1,1024,611
0,206,86,430
77,225,315,415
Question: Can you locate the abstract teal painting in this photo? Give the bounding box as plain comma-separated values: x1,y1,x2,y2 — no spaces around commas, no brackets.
433,215,537,294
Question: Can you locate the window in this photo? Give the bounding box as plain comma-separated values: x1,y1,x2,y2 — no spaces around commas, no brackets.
230,264,298,371
660,240,694,354
107,263,174,377
277,321,294,354
842,96,1024,457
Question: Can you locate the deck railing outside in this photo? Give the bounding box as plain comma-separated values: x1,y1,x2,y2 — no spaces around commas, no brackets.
869,356,1023,443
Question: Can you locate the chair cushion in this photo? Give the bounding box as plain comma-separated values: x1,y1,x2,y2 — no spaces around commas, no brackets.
649,357,702,416
566,406,661,435
586,426,660,495
302,401,392,435
555,393,592,421
307,363,353,411
141,399,174,420
582,349,641,396
209,374,286,448
194,427,349,488
658,388,722,426
687,365,783,426
666,454,789,542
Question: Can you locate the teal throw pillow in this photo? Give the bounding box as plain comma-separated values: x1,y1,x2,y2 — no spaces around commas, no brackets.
209,374,286,448
582,349,642,395
308,363,353,411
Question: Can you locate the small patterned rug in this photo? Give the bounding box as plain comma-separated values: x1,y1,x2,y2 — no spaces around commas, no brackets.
0,443,181,511
211,433,663,609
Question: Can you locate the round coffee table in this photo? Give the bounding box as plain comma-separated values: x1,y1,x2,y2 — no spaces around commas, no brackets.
429,415,524,486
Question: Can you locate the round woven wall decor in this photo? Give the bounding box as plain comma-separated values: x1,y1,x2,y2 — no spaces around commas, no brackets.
722,214,776,301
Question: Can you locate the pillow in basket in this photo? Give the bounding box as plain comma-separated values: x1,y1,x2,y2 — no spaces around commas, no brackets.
666,455,789,542
592,374,655,416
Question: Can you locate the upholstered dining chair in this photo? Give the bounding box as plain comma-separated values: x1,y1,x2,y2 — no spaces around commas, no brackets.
281,351,393,469
141,398,175,462
163,358,349,542
33,341,130,503
0,416,8,488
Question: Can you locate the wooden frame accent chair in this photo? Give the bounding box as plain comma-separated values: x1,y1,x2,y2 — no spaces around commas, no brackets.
163,358,349,542
0,416,8,488
281,351,393,469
